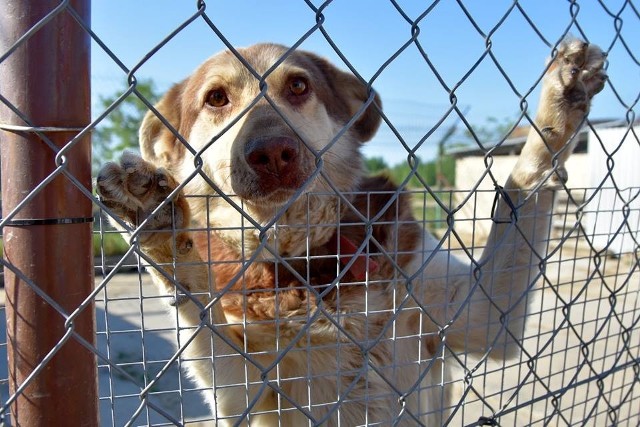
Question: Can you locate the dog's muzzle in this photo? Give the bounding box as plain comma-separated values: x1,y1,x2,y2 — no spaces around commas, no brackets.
244,136,303,194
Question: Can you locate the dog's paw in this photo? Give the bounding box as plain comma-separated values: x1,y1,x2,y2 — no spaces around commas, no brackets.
544,37,607,117
514,38,606,190
532,37,607,167
97,152,190,248
544,165,569,190
580,44,608,98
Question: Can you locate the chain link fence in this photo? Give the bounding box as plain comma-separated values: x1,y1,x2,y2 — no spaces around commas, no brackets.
1,1,639,426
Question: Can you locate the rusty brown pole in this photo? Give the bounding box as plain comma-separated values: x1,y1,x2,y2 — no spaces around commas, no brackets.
0,1,98,425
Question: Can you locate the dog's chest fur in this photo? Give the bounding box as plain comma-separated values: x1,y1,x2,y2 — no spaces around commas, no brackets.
194,176,421,326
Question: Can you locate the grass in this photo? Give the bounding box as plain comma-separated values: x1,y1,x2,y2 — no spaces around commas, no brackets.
0,192,448,261
0,232,129,260
93,232,130,257
411,192,450,232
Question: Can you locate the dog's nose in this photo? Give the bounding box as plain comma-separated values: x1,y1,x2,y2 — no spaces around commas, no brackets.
245,137,299,177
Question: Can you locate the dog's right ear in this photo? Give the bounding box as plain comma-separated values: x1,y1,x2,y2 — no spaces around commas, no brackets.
303,52,382,143
139,82,186,169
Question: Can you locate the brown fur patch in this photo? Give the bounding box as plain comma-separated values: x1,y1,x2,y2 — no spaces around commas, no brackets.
192,175,421,323
407,312,421,329
424,335,438,356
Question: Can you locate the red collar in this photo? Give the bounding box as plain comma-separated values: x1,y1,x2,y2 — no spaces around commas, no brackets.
326,233,379,281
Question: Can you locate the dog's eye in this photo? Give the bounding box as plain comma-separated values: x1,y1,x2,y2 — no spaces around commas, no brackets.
289,77,309,96
205,89,229,108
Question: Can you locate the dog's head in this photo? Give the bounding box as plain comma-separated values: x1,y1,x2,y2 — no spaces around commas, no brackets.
139,43,382,255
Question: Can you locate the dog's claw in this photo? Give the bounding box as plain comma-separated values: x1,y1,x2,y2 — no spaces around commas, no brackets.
169,293,190,307
96,153,188,248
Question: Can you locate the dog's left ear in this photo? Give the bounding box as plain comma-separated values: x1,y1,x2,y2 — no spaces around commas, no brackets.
139,81,186,170
306,53,382,142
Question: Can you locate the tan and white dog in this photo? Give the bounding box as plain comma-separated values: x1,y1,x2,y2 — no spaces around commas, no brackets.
97,38,606,425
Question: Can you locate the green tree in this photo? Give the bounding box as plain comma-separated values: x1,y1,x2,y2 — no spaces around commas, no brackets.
92,79,161,256
461,116,516,147
93,79,160,172
364,156,389,174
385,155,456,189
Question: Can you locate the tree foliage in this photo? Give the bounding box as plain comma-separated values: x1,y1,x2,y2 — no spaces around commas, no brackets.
383,155,456,189
93,79,160,172
364,156,389,174
364,154,456,189
461,116,516,147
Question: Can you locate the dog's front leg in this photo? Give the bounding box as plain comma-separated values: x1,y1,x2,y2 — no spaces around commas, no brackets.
143,238,269,425
96,153,263,425
447,37,606,358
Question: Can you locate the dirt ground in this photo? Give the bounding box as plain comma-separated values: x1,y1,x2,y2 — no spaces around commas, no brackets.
1,242,638,426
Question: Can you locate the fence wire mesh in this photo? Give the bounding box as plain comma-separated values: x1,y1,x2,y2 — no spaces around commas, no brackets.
1,1,639,426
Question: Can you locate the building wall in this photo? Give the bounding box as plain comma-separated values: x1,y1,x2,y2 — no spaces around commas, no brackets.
584,125,640,254
452,153,589,238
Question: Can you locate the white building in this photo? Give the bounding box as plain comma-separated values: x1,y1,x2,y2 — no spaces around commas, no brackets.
448,121,639,255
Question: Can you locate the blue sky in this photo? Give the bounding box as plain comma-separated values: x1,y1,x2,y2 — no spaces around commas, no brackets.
90,0,639,165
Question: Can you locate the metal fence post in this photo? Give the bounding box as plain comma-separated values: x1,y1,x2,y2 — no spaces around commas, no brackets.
0,1,97,425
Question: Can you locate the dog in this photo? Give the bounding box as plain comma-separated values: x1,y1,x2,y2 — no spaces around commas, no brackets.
97,38,606,425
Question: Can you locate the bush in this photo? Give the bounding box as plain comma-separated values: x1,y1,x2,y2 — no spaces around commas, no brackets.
0,232,128,261
385,155,455,189
93,232,130,257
